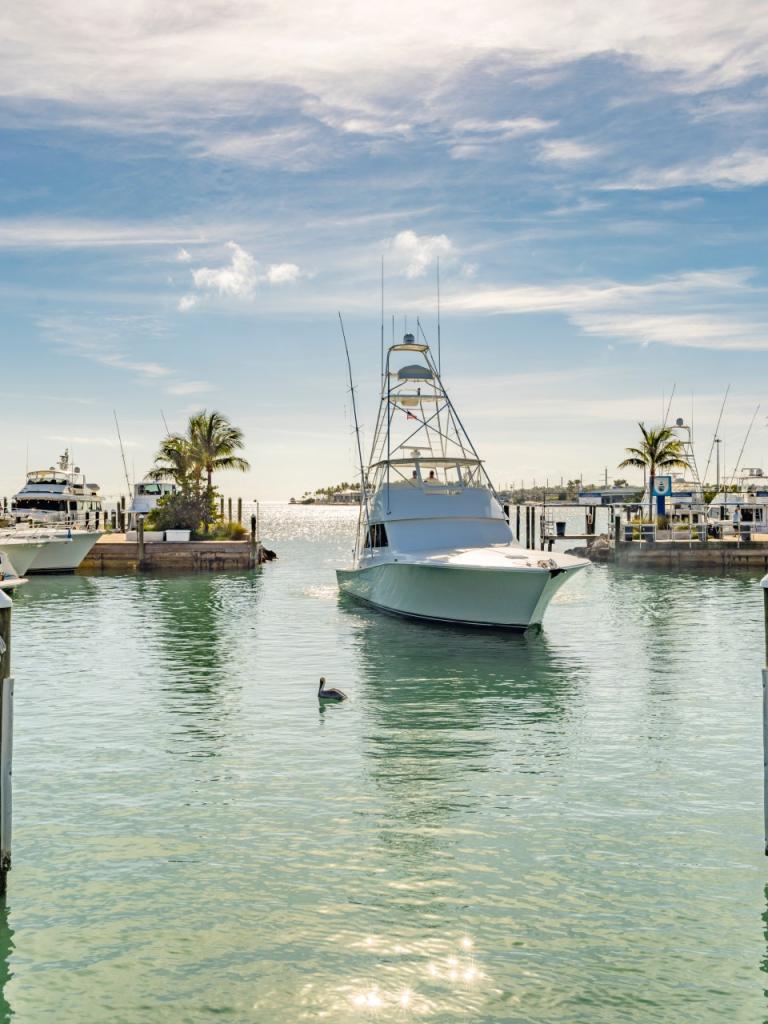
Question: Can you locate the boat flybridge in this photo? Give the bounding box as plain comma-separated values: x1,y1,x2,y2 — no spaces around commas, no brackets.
336,332,588,629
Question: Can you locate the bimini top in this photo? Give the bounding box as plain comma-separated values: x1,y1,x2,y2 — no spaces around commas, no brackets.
397,364,434,381
370,456,483,469
391,332,428,353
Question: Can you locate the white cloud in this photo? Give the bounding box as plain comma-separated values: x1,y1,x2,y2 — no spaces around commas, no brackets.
265,262,301,284
47,434,139,448
441,269,753,315
193,241,258,298
176,247,192,262
187,242,302,303
605,148,768,191
572,312,768,351
453,117,556,136
4,1,768,117
538,138,604,164
390,230,455,278
98,354,171,378
0,219,205,250
166,380,213,395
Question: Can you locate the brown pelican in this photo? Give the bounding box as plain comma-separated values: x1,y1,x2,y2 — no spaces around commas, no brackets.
318,677,347,701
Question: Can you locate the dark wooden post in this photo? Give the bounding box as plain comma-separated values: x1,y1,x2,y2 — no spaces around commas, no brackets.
515,505,521,543
137,516,145,570
0,592,13,893
237,498,242,524
250,514,257,568
228,498,232,523
762,575,768,853
219,497,225,520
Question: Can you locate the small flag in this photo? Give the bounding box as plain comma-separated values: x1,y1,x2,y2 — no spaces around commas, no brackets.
406,411,417,420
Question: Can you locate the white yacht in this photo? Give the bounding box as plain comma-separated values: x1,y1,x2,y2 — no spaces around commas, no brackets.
0,551,28,593
6,452,103,571
0,536,46,577
707,467,768,530
336,333,588,629
126,478,178,529
12,451,103,525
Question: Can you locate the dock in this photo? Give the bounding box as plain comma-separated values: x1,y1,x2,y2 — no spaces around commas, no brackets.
81,535,267,572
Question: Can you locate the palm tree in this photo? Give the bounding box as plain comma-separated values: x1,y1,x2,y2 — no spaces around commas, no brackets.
619,423,689,523
188,410,250,529
148,434,200,493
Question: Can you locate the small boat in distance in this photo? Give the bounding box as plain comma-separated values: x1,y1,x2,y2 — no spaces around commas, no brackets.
336,332,588,629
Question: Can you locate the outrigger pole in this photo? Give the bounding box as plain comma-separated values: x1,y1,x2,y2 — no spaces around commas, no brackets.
113,410,132,497
338,313,371,557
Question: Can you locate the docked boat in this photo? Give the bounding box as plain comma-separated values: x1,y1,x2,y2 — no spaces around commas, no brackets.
0,536,45,577
707,467,768,530
336,332,588,629
0,551,28,593
126,478,178,529
11,450,103,525
6,450,103,571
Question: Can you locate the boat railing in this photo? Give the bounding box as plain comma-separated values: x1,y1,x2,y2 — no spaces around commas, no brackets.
621,521,767,543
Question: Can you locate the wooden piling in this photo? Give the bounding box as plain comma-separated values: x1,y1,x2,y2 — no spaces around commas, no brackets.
228,497,233,523
762,575,768,854
219,497,225,520
0,592,13,893
515,505,521,543
237,498,242,524
137,516,145,569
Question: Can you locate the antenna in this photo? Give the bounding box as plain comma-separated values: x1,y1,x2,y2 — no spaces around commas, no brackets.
113,410,132,496
436,255,442,375
338,314,371,553
702,384,730,484
380,256,385,388
160,410,171,436
662,383,676,428
725,402,761,489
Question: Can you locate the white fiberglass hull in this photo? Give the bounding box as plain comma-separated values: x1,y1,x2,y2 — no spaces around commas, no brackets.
26,531,102,573
0,541,44,577
337,552,586,629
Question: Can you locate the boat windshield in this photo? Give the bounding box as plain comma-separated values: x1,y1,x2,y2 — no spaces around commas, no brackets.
26,471,69,485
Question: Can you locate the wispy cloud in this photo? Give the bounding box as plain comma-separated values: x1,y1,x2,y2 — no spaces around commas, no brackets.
0,219,206,249
47,434,140,448
440,269,754,315
605,148,768,191
572,312,768,351
166,380,213,395
538,138,604,164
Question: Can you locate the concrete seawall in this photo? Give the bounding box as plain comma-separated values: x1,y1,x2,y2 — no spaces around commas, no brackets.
614,539,768,571
81,536,265,572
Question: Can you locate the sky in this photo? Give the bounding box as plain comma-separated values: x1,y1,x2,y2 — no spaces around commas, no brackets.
2,0,768,499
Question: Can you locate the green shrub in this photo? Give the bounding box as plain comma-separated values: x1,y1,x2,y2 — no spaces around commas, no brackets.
146,491,216,532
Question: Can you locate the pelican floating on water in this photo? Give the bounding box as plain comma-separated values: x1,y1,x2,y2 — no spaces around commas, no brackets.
318,677,347,701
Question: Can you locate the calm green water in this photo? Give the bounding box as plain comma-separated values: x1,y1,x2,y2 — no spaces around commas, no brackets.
3,504,767,1022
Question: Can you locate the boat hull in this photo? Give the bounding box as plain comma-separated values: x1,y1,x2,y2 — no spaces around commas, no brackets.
26,532,102,573
336,559,583,629
0,541,43,577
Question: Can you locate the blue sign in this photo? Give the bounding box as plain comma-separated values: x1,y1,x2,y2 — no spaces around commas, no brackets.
653,475,672,516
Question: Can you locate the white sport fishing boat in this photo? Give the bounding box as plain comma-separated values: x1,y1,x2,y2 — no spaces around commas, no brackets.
336,332,588,629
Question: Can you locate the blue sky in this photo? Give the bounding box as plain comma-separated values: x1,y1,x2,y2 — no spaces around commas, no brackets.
2,2,768,499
